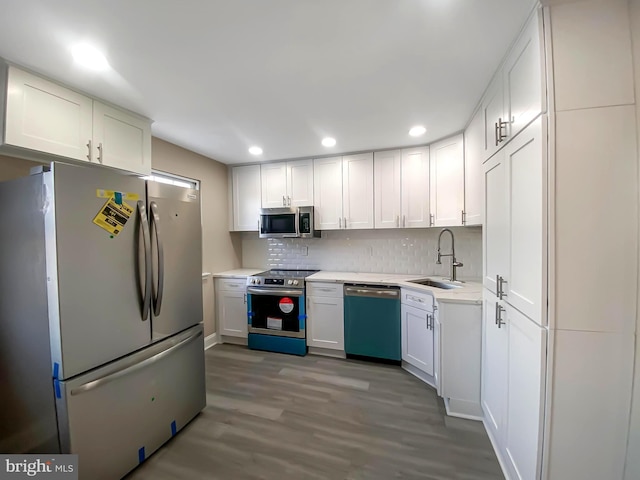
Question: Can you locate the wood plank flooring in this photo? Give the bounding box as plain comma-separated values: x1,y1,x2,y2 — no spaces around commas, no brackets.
126,344,503,480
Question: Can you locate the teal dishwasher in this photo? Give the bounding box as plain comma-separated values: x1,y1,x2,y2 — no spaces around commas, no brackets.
343,284,401,363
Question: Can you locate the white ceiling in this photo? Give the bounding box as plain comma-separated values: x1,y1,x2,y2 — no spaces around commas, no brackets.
0,0,535,165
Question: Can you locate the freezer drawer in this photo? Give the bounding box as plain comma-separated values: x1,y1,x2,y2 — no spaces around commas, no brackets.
56,324,206,480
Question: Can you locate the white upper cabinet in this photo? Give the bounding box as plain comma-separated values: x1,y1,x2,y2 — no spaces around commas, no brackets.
464,107,484,226
261,159,313,208
231,165,261,231
260,162,288,208
430,135,464,227
92,101,152,175
342,153,374,229
482,74,506,161
373,150,402,229
401,147,431,228
503,10,545,140
5,66,93,162
3,66,152,175
374,147,429,229
313,156,343,230
483,149,507,295
481,9,544,162
287,159,314,207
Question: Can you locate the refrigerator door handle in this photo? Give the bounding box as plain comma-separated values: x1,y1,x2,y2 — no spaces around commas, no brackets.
138,201,152,321
69,329,203,396
150,201,165,316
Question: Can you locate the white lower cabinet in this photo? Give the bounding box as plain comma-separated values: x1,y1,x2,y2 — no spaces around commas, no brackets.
438,301,482,419
400,289,436,384
306,282,344,352
482,288,546,480
215,278,248,340
401,303,434,376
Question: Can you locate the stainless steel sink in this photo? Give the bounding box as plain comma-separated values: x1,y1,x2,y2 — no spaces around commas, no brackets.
408,278,463,290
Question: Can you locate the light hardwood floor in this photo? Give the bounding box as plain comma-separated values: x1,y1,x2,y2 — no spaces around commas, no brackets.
126,344,503,480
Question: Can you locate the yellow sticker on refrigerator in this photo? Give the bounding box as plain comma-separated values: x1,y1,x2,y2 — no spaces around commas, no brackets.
92,197,134,236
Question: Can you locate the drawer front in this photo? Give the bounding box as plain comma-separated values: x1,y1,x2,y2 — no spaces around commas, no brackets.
401,289,434,311
307,282,343,298
217,278,247,292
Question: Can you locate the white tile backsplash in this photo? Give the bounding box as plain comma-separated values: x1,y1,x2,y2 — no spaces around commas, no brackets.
241,227,482,279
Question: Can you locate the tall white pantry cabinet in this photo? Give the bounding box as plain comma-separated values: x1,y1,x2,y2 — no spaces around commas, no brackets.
477,2,640,480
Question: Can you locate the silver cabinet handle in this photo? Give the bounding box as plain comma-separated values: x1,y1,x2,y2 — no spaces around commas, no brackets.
86,140,92,161
282,195,286,206
408,295,425,304
461,210,465,225
344,217,347,229
496,304,506,328
495,118,508,146
243,293,247,304
288,196,291,206
396,215,399,228
339,217,342,229
97,142,103,164
429,214,434,227
426,313,430,330
137,201,152,321
70,329,202,396
150,201,165,316
497,275,508,300
403,215,406,227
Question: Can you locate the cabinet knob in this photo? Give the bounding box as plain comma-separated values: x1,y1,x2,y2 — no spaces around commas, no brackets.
86,140,92,161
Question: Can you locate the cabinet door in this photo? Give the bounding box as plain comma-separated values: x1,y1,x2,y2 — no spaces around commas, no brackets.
287,159,314,207
5,67,93,162
401,304,434,376
504,305,546,480
482,74,505,161
481,290,508,444
433,309,441,395
505,117,546,324
503,10,544,142
430,134,464,227
232,165,261,231
483,150,507,294
313,157,343,230
306,295,344,350
261,162,287,208
260,163,289,208
401,147,430,228
217,290,247,337
92,101,152,175
342,153,374,229
464,107,484,226
374,150,401,229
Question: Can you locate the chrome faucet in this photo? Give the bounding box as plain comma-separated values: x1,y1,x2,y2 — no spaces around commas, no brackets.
436,228,463,282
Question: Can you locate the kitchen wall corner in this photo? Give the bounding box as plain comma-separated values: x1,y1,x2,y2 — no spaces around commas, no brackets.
152,137,242,336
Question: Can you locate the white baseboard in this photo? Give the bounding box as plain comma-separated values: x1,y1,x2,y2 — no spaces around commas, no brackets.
443,397,483,421
308,346,347,358
204,332,218,350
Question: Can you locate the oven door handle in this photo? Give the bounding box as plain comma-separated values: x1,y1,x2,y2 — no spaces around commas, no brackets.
247,287,303,297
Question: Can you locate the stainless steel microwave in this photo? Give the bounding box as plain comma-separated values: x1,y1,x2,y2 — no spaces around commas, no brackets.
259,206,320,239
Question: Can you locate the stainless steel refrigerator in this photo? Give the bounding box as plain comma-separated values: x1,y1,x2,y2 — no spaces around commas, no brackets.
0,162,206,479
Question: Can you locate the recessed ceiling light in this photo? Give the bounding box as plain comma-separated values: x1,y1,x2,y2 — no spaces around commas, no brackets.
409,126,427,137
71,43,109,71
248,146,263,155
322,137,336,147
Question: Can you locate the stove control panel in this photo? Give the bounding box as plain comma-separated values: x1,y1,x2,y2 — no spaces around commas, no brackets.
248,278,262,285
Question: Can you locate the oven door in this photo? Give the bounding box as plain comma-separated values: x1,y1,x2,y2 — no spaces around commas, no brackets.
247,287,305,339
259,208,299,238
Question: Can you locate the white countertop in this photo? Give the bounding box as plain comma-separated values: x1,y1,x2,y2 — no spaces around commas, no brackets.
306,271,482,305
212,268,264,278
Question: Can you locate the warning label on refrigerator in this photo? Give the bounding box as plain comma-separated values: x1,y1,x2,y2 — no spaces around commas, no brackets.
92,197,133,236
